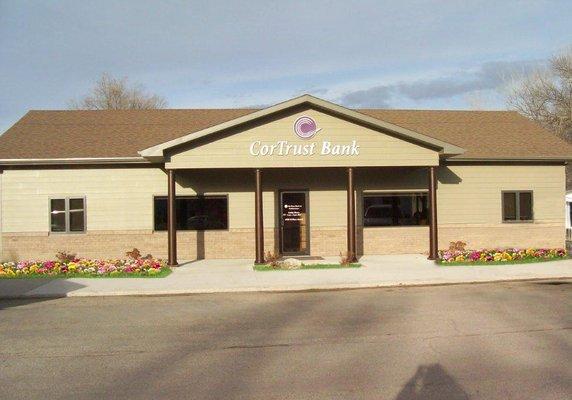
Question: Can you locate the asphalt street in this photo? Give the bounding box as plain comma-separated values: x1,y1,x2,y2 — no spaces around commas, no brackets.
0,281,571,399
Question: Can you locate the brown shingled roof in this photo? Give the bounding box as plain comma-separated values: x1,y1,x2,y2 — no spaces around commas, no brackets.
359,109,572,159
0,107,571,161
0,109,256,160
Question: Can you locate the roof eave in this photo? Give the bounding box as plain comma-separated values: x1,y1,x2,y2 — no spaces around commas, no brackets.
446,156,571,162
0,157,151,166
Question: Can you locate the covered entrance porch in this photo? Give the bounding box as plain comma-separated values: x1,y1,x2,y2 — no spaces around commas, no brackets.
162,166,439,265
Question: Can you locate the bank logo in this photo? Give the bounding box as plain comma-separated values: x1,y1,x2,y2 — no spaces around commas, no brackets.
293,116,321,139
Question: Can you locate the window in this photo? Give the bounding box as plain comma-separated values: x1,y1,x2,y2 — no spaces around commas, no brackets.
363,192,428,227
502,191,533,222
154,196,228,231
50,197,86,233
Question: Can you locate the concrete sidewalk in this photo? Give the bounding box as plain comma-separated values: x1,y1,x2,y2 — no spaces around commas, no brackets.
1,254,572,299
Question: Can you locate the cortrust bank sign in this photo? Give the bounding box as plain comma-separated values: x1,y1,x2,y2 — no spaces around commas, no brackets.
249,116,360,156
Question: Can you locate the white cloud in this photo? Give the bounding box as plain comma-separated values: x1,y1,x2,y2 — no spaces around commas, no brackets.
337,59,544,108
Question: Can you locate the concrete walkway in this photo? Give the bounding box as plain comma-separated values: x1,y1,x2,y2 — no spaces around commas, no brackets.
1,254,571,299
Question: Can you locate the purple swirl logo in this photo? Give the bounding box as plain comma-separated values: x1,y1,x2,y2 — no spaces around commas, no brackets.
293,116,321,139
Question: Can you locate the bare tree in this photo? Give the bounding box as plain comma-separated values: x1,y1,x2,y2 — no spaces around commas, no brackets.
506,49,572,141
506,49,572,189
69,73,167,110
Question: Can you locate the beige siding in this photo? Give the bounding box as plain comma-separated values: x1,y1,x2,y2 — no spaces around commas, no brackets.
310,190,347,228
356,164,565,225
167,108,439,169
438,165,565,225
0,168,263,233
0,164,565,260
228,191,275,229
1,165,564,231
2,168,166,232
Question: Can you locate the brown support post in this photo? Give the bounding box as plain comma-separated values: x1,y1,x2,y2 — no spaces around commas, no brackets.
254,168,265,264
428,166,439,260
167,169,178,266
347,167,357,262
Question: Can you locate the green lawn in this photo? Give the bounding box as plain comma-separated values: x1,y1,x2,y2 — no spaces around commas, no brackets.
254,263,361,271
437,257,568,267
0,268,172,279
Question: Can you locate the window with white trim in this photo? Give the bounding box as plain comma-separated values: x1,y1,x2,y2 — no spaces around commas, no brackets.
50,197,86,233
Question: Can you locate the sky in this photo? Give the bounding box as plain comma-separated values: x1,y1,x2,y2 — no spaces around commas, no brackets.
1,0,571,133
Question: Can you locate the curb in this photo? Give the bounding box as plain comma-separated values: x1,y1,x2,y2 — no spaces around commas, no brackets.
1,276,570,300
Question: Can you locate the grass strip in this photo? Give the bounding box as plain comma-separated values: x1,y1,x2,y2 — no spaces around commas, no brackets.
254,263,361,271
0,268,172,279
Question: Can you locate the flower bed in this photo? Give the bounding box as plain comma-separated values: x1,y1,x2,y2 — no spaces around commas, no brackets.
438,247,567,265
0,258,169,278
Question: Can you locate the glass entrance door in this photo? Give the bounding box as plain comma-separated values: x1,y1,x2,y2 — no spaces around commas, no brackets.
280,191,309,255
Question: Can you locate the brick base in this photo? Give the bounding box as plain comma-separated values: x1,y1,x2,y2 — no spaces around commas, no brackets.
0,229,277,262
439,224,565,250
360,224,564,255
1,224,564,262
